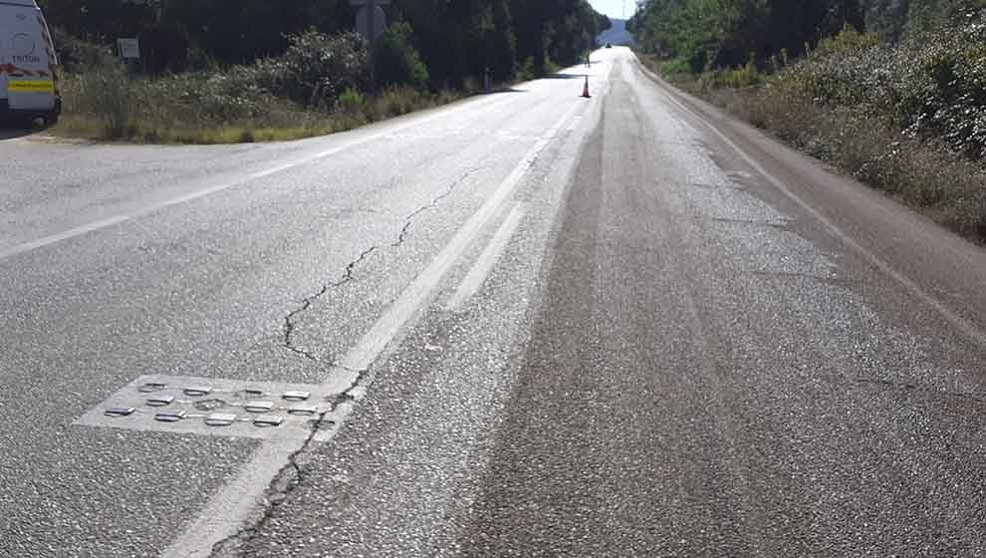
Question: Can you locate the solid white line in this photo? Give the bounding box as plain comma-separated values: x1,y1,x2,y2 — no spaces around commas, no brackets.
336,101,583,373
639,58,986,348
0,94,512,263
446,202,527,311
161,439,303,558
162,96,586,558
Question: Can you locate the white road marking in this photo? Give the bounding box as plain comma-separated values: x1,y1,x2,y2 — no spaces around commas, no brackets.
162,94,588,558
636,56,986,348
446,202,527,311
0,94,514,263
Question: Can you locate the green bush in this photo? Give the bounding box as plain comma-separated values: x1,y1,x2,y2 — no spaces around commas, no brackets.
815,25,880,56
698,58,761,91
661,57,692,77
249,30,370,106
516,57,537,81
372,22,430,89
339,87,365,113
776,16,986,159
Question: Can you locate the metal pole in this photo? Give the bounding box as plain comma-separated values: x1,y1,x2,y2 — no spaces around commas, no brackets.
368,0,377,88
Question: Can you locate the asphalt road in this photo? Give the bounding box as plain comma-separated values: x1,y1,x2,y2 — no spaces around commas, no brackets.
2,47,985,557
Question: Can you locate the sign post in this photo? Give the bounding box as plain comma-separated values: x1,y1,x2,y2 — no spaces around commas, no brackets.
350,0,390,43
117,38,140,60
350,0,390,86
116,38,141,72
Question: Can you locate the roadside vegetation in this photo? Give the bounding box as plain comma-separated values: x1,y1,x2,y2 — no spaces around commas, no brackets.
629,0,986,243
38,0,610,143
52,29,459,143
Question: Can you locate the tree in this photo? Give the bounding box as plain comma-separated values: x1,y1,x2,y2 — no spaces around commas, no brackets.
41,0,608,85
373,21,429,88
629,0,868,70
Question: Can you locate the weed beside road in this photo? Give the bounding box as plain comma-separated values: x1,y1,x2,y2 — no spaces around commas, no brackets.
640,23,986,243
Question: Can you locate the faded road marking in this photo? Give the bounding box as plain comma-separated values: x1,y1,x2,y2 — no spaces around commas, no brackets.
447,202,528,311
162,93,588,558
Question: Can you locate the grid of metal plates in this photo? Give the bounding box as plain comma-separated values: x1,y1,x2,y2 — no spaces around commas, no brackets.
75,375,347,441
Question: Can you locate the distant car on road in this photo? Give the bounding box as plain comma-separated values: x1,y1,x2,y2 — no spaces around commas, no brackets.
0,0,61,125
605,43,613,48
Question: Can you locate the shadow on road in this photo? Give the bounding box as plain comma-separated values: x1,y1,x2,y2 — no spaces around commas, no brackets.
484,86,527,94
0,120,46,141
541,72,585,80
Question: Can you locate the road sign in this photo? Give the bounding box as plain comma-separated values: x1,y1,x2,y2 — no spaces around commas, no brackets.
117,38,140,60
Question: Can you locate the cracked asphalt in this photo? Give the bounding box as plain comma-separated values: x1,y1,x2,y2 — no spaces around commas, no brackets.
3,48,986,557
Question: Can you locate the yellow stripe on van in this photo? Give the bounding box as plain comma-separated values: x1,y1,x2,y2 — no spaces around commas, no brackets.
8,80,55,93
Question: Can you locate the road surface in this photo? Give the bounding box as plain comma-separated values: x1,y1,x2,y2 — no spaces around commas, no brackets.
2,47,985,557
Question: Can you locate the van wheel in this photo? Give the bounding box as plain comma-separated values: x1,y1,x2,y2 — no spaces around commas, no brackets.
45,114,59,126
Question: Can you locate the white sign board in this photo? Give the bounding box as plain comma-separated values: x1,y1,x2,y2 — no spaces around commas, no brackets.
117,38,141,60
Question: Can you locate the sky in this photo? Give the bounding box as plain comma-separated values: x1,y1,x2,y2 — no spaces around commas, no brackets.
589,0,633,20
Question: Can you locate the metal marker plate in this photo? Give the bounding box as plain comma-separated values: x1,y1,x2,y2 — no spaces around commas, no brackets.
155,411,186,423
77,375,347,441
287,406,318,416
146,395,175,407
138,382,167,393
253,415,283,428
205,413,238,427
244,401,274,413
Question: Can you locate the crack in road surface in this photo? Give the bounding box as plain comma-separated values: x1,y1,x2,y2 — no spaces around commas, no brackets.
282,167,484,363
208,367,371,558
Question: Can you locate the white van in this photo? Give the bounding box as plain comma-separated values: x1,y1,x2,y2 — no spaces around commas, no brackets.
0,0,60,124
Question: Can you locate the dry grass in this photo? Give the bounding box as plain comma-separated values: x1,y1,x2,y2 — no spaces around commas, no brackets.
51,68,463,145
642,47,986,244
729,84,986,241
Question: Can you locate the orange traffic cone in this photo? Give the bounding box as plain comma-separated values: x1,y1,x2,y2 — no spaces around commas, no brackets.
581,75,591,98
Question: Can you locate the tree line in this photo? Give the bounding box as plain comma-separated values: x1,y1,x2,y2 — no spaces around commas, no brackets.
627,0,986,72
39,0,610,85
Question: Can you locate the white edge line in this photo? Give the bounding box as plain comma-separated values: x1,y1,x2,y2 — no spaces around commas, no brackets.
446,202,527,311
162,97,586,558
640,58,986,348
159,438,305,558
0,94,513,263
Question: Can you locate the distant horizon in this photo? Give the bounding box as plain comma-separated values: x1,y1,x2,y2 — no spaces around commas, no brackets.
589,0,633,20
597,16,632,44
